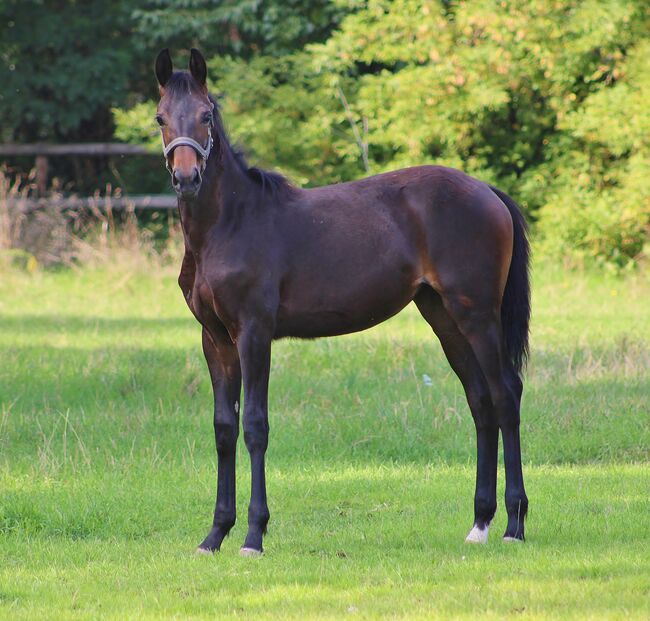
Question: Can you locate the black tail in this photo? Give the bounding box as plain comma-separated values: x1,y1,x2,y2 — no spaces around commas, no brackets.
489,185,531,376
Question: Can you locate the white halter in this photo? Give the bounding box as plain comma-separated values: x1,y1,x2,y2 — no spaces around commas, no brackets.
161,132,213,173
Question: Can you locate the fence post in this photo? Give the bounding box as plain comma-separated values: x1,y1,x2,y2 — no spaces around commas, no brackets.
35,155,48,196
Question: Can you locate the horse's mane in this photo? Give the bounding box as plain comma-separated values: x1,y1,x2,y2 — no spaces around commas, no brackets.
208,93,295,198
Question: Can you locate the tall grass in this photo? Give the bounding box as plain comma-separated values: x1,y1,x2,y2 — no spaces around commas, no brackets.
0,167,32,253
0,168,182,271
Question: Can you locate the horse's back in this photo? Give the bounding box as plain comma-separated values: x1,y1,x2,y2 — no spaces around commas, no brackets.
297,165,513,291
300,165,511,241
273,166,512,338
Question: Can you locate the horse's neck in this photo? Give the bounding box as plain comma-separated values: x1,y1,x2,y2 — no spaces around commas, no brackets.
177,192,213,256
177,149,246,256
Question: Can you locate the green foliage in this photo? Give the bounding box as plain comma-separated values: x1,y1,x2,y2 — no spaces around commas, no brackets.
3,0,648,267
131,0,347,57
0,0,145,142
206,53,368,185
534,41,650,268
112,102,159,152
0,0,345,193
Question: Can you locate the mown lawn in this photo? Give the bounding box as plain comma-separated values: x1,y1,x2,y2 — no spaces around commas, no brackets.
0,260,648,620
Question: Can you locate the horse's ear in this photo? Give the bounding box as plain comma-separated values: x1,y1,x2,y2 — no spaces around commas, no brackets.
189,48,207,87
155,49,173,88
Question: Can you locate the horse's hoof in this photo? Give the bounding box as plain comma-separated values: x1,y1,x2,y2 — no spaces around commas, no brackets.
502,536,524,543
195,546,213,555
239,546,263,558
465,524,489,544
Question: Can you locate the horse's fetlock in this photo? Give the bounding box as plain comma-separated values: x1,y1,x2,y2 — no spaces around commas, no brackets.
505,492,528,517
474,494,497,522
248,503,270,528
214,508,236,532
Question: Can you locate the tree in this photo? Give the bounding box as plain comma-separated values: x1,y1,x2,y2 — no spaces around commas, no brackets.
0,0,150,143
131,0,346,59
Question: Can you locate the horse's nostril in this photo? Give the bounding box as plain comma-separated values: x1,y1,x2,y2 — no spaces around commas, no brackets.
172,167,201,196
172,168,200,189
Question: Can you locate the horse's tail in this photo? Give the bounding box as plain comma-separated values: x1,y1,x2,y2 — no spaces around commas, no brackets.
489,185,531,376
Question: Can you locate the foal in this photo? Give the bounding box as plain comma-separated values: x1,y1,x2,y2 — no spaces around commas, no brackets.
154,49,530,555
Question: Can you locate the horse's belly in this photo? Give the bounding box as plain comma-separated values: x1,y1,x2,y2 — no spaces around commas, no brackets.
275,263,419,339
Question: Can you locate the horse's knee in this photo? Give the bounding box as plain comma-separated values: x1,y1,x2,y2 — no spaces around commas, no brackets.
505,370,523,407
214,418,238,453
510,373,523,398
444,298,498,337
243,409,269,453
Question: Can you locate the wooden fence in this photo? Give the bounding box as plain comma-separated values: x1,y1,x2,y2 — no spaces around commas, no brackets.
7,195,177,214
0,142,175,209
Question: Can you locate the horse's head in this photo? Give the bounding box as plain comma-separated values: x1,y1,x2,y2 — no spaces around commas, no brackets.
155,48,214,198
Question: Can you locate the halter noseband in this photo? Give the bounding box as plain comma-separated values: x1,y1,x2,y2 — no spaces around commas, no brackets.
161,132,213,174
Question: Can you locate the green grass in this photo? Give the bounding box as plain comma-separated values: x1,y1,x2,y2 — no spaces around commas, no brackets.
0,260,648,619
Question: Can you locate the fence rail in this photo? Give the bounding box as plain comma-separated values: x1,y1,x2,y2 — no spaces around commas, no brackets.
4,195,177,214
0,143,154,157
0,142,162,198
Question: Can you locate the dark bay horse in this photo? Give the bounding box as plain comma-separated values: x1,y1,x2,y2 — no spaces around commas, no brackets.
154,49,530,556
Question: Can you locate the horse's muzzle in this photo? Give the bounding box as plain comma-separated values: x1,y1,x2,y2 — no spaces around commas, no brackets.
172,167,202,198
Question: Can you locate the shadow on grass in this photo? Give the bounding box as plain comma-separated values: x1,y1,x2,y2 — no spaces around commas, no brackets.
0,314,195,335
1,314,648,470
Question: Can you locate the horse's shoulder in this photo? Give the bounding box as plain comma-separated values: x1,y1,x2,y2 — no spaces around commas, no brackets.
178,249,197,306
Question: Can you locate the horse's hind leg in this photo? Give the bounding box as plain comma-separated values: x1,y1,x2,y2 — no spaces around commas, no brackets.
414,287,498,543
443,294,528,541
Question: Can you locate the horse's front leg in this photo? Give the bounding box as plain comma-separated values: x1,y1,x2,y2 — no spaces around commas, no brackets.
197,326,241,553
236,322,273,556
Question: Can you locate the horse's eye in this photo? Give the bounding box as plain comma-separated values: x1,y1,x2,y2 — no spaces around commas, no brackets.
202,113,212,125
155,115,165,127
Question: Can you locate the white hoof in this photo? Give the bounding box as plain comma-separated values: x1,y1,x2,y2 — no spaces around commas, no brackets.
240,547,263,558
465,524,490,544
195,547,213,555
502,536,523,543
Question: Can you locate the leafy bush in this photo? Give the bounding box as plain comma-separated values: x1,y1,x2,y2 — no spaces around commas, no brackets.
533,40,650,268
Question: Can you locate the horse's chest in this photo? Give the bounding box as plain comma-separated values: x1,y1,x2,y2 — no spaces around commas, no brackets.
191,272,243,336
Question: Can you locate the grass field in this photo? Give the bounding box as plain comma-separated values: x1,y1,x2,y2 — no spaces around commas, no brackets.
0,257,648,620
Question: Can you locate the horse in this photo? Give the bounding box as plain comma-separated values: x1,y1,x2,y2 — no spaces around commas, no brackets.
154,48,531,556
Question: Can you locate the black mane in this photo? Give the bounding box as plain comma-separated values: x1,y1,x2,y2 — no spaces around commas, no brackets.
207,93,295,199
